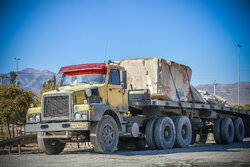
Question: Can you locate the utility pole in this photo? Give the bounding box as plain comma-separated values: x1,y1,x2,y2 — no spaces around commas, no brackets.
237,44,241,105
1,74,3,85
213,80,216,95
14,57,20,86
14,57,20,72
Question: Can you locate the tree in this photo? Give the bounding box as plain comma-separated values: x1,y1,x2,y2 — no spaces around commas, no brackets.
232,104,250,110
0,118,4,140
41,79,53,94
0,85,35,138
9,71,18,86
35,79,59,107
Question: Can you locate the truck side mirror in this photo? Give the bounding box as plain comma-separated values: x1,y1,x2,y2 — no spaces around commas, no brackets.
52,75,56,90
120,70,127,89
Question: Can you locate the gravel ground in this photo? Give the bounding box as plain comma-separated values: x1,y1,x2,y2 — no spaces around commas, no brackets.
1,139,250,167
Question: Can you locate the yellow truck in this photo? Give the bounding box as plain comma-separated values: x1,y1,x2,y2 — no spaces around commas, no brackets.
25,59,250,154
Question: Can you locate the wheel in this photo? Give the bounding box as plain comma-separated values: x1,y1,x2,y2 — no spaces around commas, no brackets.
173,116,192,148
145,117,158,149
233,117,245,142
213,118,222,144
220,117,234,144
154,117,176,149
190,133,197,145
37,132,66,155
117,138,129,150
90,115,119,153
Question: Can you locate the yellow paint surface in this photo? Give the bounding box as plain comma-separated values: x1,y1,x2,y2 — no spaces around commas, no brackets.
75,104,90,111
27,107,41,114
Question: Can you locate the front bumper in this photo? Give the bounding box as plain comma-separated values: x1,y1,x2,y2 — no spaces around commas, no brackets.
25,122,90,132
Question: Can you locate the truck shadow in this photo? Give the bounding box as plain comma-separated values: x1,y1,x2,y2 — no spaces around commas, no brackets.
113,141,250,156
62,140,250,156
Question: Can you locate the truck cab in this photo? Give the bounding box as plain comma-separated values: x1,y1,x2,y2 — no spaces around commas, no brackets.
26,62,129,154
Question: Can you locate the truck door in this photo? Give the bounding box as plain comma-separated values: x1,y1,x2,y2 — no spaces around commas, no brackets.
107,69,124,112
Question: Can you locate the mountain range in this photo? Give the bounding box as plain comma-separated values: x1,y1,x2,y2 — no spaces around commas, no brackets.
196,82,250,105
2,68,55,93
1,68,249,105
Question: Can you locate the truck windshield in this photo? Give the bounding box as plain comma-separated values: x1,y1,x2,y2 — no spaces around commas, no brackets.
60,73,106,86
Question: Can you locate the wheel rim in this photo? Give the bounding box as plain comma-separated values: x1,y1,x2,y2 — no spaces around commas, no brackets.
182,124,188,139
102,123,114,145
164,126,171,141
50,140,60,146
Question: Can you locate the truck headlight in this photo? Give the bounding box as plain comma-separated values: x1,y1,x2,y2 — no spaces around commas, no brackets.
28,114,35,122
81,114,87,120
74,111,89,120
28,113,41,123
35,114,41,122
75,113,82,120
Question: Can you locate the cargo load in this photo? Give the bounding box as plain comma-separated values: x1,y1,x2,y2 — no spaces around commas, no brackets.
198,90,229,106
116,58,192,102
189,85,206,103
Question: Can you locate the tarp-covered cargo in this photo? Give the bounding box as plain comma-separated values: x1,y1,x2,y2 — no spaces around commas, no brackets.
116,58,192,102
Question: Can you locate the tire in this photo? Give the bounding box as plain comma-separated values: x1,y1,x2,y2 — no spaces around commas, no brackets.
145,117,158,149
233,117,245,142
173,116,192,148
213,118,222,144
90,115,119,153
37,132,66,155
221,117,234,144
154,117,176,149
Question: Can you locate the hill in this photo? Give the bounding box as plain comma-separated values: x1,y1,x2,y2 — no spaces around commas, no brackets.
195,82,250,105
2,68,55,93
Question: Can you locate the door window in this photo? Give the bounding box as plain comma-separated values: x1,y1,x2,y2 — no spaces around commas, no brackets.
108,69,120,85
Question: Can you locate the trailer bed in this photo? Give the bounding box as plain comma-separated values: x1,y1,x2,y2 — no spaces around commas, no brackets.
129,99,250,116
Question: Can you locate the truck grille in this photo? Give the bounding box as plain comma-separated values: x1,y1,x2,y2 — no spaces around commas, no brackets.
43,95,70,119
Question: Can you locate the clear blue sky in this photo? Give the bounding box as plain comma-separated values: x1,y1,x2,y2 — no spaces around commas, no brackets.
0,0,249,85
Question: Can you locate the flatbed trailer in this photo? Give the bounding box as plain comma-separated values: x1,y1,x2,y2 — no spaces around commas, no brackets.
127,89,250,141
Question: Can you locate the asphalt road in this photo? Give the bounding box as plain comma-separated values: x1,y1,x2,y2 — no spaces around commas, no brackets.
1,139,250,167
